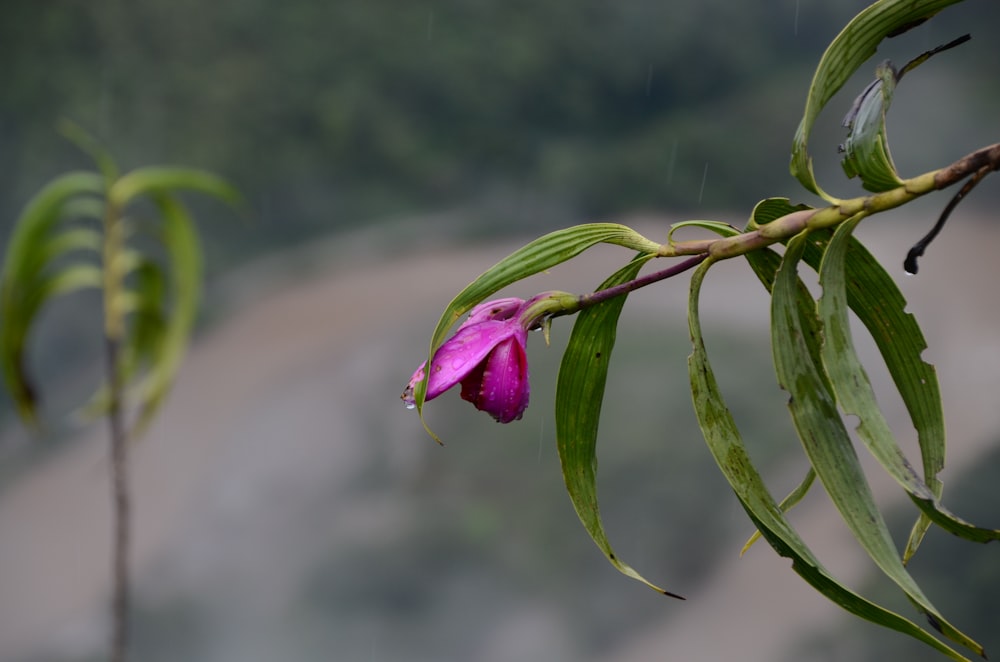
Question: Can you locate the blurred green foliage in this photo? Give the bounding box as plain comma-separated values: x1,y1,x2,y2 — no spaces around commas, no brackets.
3,0,995,269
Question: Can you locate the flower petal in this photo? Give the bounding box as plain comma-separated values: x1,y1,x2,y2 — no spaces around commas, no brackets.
460,331,530,423
421,320,522,400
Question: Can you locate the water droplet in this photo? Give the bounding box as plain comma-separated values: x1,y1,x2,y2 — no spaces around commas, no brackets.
666,139,678,186
698,162,709,204
404,401,416,410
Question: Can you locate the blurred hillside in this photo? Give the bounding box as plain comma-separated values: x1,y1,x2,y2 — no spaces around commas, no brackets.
2,0,998,267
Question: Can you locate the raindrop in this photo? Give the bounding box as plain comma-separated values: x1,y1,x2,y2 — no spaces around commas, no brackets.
793,0,800,37
666,139,678,186
698,162,709,204
404,401,416,410
426,10,435,41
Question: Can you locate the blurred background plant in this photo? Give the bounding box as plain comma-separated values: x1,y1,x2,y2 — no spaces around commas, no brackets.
0,123,239,662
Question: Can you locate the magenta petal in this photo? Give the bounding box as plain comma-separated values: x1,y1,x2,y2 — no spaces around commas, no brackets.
459,332,529,423
401,362,427,408
422,321,522,400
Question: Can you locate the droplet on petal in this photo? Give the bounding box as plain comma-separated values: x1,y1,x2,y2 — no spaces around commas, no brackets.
403,296,534,423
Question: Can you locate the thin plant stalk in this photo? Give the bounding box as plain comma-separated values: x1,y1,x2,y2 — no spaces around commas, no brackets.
105,335,130,662
102,200,130,662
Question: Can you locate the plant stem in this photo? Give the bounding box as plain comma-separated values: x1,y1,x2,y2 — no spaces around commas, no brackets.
105,338,132,662
105,334,130,662
102,199,130,662
576,254,709,310
664,142,1000,260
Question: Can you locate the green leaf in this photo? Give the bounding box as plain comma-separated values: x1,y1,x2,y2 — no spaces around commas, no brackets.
554,253,684,597
0,172,106,424
748,199,964,559
840,61,904,192
749,197,815,231
58,119,120,186
2,172,105,285
840,34,968,194
818,215,1000,547
740,467,816,556
414,224,663,425
109,167,243,210
127,194,203,439
38,227,103,263
687,258,971,662
58,197,106,223
790,0,963,200
667,219,741,242
37,263,103,299
772,230,983,657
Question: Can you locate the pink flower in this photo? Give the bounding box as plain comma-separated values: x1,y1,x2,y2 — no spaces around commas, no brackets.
403,297,531,423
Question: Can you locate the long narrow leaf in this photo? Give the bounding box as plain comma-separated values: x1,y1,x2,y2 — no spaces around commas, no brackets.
109,167,243,210
3,172,105,286
687,258,970,661
58,119,120,186
0,172,105,423
772,230,983,657
128,194,203,438
554,253,684,597
740,468,816,556
818,215,1000,545
38,227,103,264
750,198,953,558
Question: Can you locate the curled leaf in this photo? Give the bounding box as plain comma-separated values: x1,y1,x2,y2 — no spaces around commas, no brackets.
790,0,964,199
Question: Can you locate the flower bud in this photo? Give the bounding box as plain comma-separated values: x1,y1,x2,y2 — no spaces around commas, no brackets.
403,293,577,423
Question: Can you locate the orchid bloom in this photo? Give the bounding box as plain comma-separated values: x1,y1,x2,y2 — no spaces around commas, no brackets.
402,297,533,423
